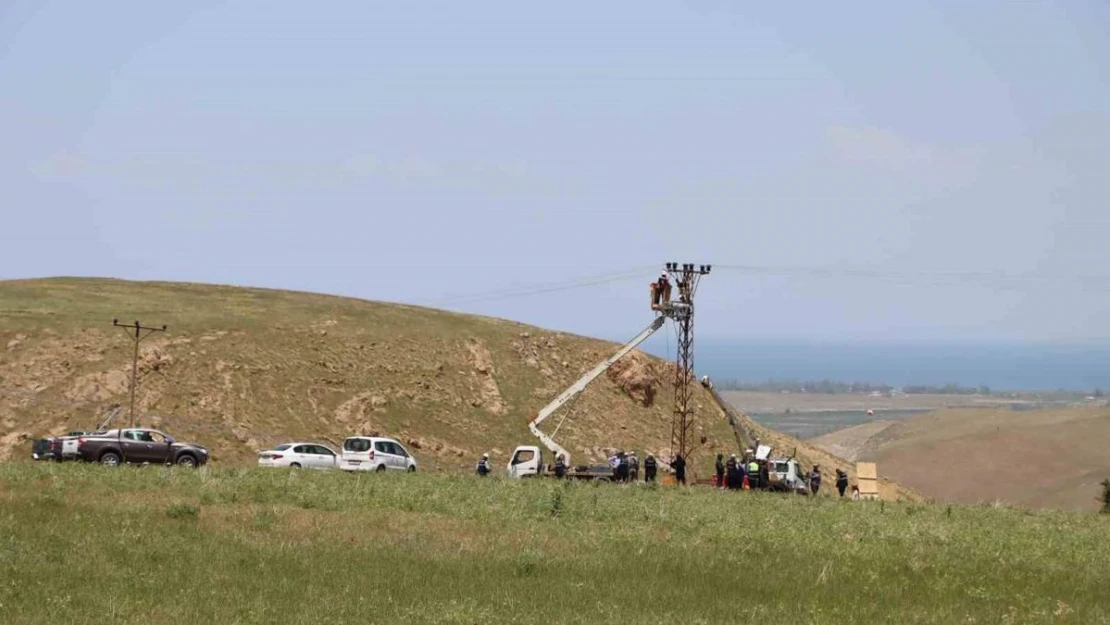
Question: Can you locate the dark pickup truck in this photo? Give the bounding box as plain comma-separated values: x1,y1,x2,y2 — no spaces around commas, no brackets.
76,428,210,467
31,431,92,461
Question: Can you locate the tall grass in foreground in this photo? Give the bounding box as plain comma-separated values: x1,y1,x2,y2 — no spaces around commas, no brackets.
1,464,1108,625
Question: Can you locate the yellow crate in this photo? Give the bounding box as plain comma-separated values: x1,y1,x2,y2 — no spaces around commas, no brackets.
856,462,878,481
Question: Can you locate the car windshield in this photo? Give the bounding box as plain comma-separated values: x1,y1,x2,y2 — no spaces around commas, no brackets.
343,438,372,452
273,444,293,451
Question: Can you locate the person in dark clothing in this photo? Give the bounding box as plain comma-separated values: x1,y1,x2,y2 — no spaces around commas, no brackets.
554,455,567,479
656,272,670,306
738,460,748,489
617,452,630,483
835,469,849,497
715,454,726,489
758,461,769,491
652,273,670,304
672,454,687,485
725,454,740,490
476,453,491,476
643,454,658,483
809,465,822,495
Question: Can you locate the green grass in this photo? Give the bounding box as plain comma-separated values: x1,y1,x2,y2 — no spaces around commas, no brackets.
1,465,1108,624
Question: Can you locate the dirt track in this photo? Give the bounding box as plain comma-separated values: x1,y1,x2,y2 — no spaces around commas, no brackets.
812,407,1110,510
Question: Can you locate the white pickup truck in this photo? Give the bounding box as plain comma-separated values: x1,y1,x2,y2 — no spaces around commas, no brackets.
507,445,615,480
756,445,810,494
507,315,670,481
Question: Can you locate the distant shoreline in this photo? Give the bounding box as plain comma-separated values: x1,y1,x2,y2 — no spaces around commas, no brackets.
720,390,1089,414
721,389,1106,440
650,341,1110,392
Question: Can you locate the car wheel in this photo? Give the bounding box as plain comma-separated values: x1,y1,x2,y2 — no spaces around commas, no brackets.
407,465,416,473
176,454,198,468
375,464,387,473
290,462,301,469
99,451,121,467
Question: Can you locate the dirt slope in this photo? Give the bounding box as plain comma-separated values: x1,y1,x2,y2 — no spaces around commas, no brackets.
0,278,760,475
812,407,1110,510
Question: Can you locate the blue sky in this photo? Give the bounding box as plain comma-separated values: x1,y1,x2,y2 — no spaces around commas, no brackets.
2,1,1108,343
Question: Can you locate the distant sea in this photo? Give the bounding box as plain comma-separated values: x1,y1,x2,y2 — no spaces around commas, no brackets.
639,341,1110,393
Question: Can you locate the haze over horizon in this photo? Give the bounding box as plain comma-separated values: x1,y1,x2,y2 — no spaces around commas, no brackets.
3,2,1108,343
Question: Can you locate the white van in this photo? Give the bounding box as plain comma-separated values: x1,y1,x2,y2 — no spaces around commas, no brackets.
339,436,417,472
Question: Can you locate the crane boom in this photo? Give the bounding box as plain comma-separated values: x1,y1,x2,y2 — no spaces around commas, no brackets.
527,316,666,467
97,405,122,431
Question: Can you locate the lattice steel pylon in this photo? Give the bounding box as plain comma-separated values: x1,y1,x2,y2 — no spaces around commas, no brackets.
661,262,711,465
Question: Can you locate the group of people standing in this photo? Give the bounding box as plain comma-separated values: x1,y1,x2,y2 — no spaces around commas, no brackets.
477,447,860,498
819,467,860,498
713,453,859,498
606,450,663,483
715,453,768,490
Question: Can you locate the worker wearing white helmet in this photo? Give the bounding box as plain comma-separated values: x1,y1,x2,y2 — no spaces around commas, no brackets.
476,453,491,476
726,453,741,490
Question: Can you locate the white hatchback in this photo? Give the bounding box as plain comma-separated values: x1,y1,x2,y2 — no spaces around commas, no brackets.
258,442,339,470
339,437,417,472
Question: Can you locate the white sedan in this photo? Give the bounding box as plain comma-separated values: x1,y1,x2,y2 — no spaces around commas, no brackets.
257,443,339,469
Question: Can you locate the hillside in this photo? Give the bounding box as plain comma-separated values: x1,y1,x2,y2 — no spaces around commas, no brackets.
811,406,1110,510
1,277,763,476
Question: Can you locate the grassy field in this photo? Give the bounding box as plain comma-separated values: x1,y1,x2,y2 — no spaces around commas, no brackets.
1,465,1107,624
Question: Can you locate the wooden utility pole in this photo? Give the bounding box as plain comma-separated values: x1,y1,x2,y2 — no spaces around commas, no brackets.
112,319,167,428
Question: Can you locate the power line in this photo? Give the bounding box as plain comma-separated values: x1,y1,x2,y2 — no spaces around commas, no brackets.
419,265,657,307
414,262,1110,311
712,264,1110,293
